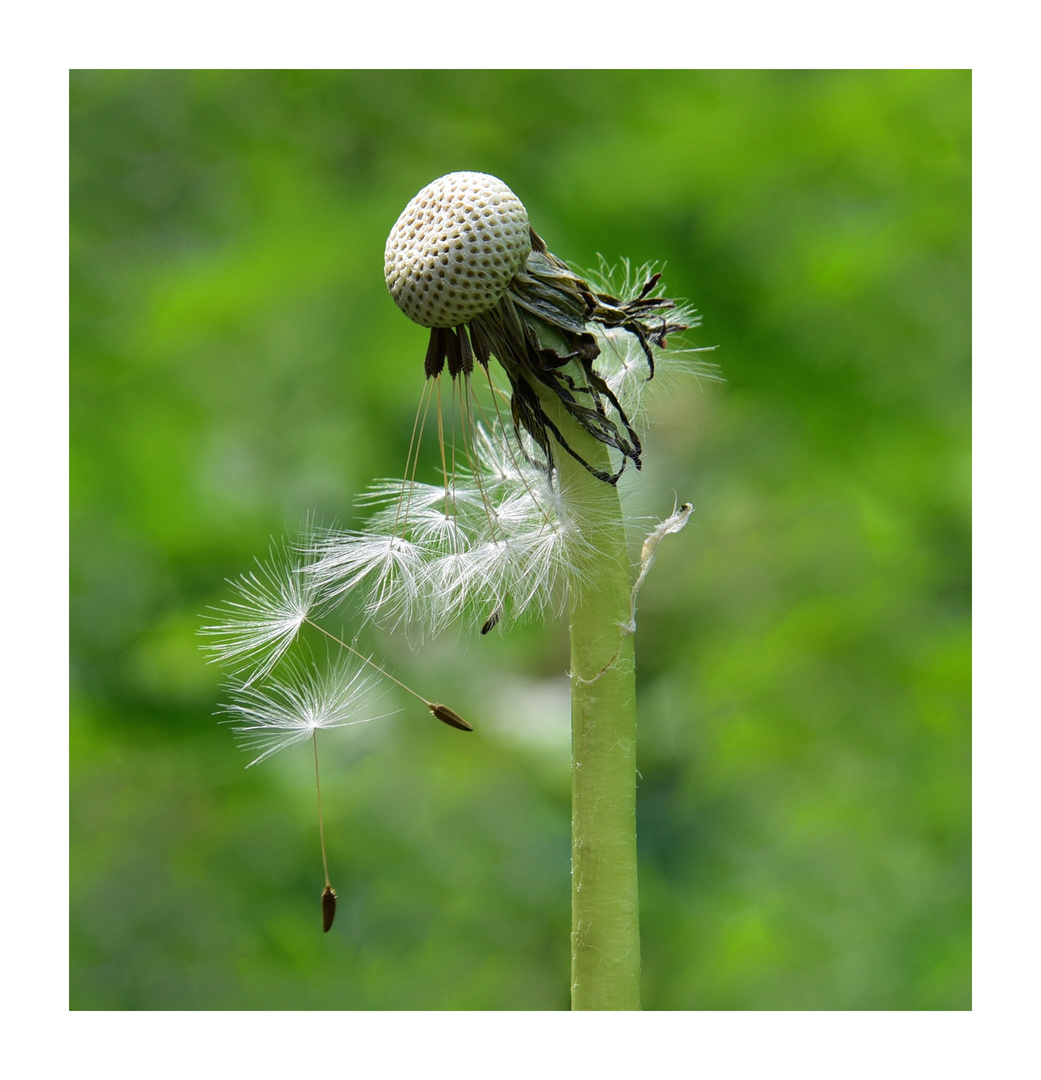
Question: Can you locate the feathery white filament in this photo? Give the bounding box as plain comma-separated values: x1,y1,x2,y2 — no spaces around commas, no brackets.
200,539,330,685
221,657,388,767
307,423,600,639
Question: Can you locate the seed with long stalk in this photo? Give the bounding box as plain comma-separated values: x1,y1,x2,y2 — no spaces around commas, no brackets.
201,538,474,731
306,619,473,732
219,655,390,931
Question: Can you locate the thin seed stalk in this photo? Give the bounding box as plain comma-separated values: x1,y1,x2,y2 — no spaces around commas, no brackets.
537,390,641,1011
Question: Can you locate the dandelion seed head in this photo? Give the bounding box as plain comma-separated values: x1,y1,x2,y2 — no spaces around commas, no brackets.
325,210,713,640
384,172,531,329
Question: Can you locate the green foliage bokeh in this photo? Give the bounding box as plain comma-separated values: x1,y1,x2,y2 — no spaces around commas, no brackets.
70,69,970,1010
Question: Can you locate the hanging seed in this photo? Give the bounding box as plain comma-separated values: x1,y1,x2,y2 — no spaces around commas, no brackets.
480,607,502,635
321,885,337,933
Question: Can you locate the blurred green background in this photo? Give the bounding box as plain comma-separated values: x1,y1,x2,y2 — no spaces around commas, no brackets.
70,70,970,1010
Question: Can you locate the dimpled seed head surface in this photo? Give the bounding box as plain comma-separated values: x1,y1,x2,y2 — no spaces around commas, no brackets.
384,172,531,328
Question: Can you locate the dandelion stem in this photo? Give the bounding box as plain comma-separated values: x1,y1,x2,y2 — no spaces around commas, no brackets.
536,389,641,1011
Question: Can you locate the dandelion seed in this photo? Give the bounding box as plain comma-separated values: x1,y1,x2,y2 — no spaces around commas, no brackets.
428,703,474,733
301,621,475,733
348,538,424,625
321,885,337,933
306,413,616,640
219,655,391,932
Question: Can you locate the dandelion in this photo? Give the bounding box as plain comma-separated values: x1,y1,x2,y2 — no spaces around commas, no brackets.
379,171,709,1009
204,170,709,989
293,176,698,656
220,655,390,931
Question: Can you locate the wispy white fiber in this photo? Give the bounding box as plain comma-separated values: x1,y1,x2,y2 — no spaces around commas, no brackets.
220,655,389,767
199,536,329,685
304,421,606,639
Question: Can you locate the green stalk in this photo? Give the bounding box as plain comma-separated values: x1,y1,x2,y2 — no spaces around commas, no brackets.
537,392,641,1011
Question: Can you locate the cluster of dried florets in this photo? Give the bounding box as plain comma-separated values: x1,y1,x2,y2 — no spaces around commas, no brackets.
385,171,699,484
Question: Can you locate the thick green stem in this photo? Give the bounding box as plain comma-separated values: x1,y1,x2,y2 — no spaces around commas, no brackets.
538,394,641,1011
